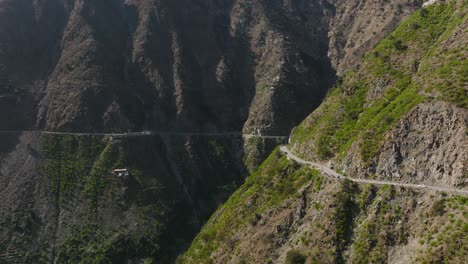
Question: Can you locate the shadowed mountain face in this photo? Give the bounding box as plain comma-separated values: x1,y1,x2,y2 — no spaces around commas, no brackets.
0,0,422,134
0,0,424,262
1,0,336,135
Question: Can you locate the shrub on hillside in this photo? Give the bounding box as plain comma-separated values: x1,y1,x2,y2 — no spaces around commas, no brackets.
285,250,306,264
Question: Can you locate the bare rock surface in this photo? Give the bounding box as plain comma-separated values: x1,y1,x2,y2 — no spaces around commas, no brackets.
376,102,467,187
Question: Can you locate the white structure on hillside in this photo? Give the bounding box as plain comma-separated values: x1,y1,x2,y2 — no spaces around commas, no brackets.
113,169,129,177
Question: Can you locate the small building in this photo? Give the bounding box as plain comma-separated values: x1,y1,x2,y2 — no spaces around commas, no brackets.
113,169,129,177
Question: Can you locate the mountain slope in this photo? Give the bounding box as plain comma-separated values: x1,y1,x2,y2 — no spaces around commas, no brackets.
0,0,426,263
182,1,468,263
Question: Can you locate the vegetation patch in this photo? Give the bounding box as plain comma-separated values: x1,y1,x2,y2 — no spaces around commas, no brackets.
416,196,468,264
42,135,105,207
334,179,359,263
285,249,306,264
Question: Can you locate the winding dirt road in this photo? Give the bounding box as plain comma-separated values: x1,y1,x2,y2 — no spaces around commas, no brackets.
280,146,468,195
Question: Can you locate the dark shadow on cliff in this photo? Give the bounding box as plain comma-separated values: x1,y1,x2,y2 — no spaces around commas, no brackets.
259,0,337,135
0,132,20,161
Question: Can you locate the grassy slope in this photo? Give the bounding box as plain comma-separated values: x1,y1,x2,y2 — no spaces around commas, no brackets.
291,0,467,163
181,148,323,263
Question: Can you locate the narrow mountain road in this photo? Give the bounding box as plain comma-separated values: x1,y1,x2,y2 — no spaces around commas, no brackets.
0,130,288,140
280,146,468,195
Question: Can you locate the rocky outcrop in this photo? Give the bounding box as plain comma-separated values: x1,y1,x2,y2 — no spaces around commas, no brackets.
339,102,468,187
377,102,466,187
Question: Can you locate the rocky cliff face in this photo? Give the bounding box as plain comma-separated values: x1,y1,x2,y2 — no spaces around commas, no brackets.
0,0,422,134
1,0,327,133
328,0,424,74
344,102,467,188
